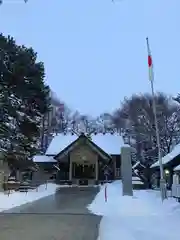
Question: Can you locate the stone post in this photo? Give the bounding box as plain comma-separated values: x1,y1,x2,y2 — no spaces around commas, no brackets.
121,145,133,196
95,159,98,181
0,171,4,192
0,160,10,192
69,160,72,181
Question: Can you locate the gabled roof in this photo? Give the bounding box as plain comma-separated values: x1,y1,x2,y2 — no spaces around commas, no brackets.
151,143,180,168
55,134,112,161
45,133,124,156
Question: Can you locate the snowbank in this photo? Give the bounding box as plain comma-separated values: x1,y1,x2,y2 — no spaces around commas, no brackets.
0,183,58,212
88,181,178,216
88,181,180,240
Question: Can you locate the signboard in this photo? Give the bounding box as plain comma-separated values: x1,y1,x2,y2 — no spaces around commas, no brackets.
103,165,112,177
104,169,110,176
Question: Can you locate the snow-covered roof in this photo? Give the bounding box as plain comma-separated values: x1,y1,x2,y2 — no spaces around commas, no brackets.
91,133,124,155
45,134,78,155
174,164,180,171
33,155,57,163
151,143,180,168
45,133,124,156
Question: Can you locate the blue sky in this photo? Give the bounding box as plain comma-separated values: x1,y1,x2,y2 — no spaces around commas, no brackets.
0,0,179,116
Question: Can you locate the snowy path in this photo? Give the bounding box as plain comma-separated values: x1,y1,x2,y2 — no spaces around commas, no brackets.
0,187,100,240
88,181,180,240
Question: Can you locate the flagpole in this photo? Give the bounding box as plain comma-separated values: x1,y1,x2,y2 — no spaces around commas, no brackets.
146,37,167,201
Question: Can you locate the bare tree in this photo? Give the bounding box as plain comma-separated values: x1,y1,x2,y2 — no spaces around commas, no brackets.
77,115,97,134
70,110,81,132
96,113,116,133
112,92,180,165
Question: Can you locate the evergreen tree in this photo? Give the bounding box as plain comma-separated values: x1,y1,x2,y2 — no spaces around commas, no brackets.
0,33,50,165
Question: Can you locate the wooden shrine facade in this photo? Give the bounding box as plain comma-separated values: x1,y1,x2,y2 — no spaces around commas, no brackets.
52,134,121,185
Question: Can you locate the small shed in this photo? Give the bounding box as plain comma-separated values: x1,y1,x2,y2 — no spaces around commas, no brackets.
150,144,180,188
151,144,180,169
32,155,58,184
33,155,57,173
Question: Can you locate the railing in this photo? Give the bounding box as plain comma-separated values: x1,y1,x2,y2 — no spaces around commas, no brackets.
171,184,180,199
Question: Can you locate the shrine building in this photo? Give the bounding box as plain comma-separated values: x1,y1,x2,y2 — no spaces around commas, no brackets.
34,132,125,185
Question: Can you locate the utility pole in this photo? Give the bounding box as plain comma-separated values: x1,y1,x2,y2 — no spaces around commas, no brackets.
146,37,167,201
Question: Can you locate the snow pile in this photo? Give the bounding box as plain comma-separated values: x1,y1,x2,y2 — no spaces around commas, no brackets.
88,181,180,240
88,181,178,216
98,214,180,240
0,183,58,212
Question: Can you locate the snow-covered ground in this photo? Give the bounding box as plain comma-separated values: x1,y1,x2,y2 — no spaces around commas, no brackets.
0,183,59,212
88,181,180,240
